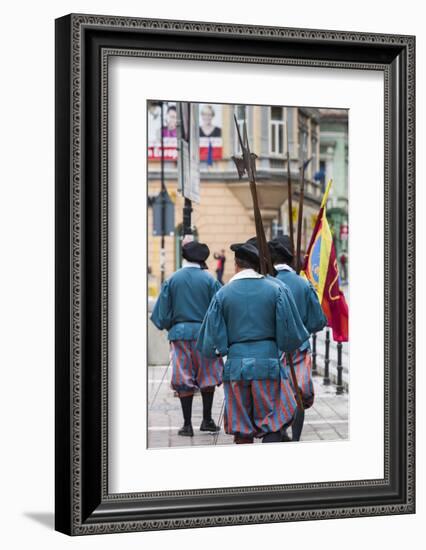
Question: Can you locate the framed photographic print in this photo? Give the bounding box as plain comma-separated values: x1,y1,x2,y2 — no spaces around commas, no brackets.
55,13,415,535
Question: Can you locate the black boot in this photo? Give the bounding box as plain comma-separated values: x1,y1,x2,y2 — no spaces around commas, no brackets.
200,390,220,432
178,395,194,436
200,419,220,432
178,424,194,437
291,409,305,442
262,431,282,443
262,431,281,443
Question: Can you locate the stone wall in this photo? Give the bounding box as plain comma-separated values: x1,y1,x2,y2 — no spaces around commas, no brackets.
148,179,256,286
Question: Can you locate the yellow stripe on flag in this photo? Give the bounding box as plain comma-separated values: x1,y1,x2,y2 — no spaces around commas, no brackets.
317,210,333,304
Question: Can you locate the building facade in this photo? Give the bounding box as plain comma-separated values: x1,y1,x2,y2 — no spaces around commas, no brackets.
319,108,349,281
148,102,327,291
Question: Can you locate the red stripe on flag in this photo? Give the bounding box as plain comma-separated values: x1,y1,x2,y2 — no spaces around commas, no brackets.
322,252,349,342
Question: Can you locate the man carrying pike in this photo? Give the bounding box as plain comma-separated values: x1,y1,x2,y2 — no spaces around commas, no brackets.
150,241,223,437
269,235,327,440
196,241,309,444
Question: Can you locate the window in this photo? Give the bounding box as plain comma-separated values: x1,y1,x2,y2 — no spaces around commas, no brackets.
299,128,308,159
270,106,284,155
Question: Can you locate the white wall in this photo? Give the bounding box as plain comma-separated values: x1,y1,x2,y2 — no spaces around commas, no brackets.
0,0,423,548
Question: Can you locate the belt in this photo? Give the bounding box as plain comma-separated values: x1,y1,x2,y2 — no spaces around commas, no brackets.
171,320,201,326
229,337,275,346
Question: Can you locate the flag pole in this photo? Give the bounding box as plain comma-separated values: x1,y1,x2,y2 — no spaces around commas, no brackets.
321,178,333,209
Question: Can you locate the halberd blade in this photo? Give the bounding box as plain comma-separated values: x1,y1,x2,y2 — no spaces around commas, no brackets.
231,156,246,179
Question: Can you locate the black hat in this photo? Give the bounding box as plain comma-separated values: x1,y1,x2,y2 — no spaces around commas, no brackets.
246,236,258,247
182,241,210,269
230,241,260,267
230,236,258,250
268,235,294,261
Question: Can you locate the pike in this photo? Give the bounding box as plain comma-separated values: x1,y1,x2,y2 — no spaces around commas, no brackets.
232,116,304,413
296,130,313,274
232,116,272,275
285,118,295,253
295,143,313,274
295,158,304,274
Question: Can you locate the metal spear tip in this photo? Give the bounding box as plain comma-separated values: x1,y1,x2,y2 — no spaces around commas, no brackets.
303,156,313,170
231,156,246,179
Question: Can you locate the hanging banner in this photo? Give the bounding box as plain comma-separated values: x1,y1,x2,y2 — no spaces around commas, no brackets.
148,101,223,163
148,101,178,160
198,103,223,162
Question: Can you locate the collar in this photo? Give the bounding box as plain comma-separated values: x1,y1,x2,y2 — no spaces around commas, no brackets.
274,263,295,273
228,268,264,283
182,259,201,269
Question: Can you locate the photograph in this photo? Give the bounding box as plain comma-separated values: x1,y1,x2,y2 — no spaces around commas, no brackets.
147,101,349,448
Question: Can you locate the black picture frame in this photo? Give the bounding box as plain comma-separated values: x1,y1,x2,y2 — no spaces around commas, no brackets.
55,13,415,535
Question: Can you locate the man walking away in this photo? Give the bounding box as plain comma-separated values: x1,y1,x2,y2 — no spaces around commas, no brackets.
150,241,223,437
197,242,309,444
269,235,327,440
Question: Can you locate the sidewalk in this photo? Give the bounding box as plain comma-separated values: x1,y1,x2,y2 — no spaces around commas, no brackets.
148,365,348,449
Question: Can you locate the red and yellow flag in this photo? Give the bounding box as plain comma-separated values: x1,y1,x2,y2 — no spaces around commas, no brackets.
301,180,349,342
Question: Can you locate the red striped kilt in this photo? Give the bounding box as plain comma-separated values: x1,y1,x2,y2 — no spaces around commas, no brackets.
281,349,315,409
170,340,223,395
223,367,297,438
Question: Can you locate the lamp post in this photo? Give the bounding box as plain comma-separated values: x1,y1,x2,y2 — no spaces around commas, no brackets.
160,101,166,283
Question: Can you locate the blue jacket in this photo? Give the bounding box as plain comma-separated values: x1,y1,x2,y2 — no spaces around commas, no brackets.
150,267,221,341
196,274,309,381
275,269,327,351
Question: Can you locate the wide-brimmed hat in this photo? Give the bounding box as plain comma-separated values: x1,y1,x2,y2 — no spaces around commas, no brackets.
268,235,294,261
182,241,210,269
230,241,260,266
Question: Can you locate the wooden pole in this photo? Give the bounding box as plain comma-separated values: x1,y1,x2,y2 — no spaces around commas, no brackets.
286,118,295,253
296,161,305,274
232,117,304,412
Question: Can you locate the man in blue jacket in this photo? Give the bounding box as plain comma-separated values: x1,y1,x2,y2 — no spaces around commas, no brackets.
197,242,309,444
269,236,327,440
150,241,223,437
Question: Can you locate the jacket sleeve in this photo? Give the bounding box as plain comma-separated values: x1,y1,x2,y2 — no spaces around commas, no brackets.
276,286,310,353
210,278,223,298
196,295,228,358
304,282,328,334
150,280,173,331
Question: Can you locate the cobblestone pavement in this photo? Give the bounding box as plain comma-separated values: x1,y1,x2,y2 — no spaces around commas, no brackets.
148,365,349,449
